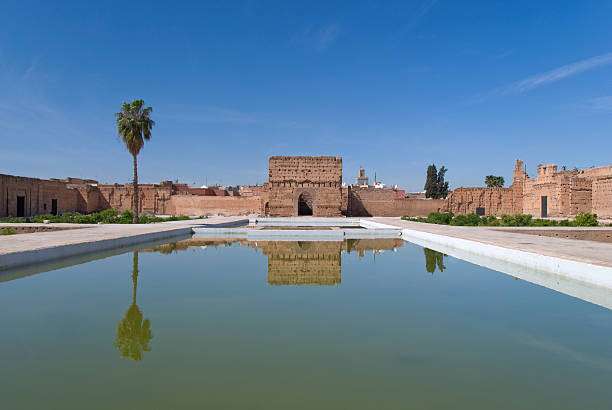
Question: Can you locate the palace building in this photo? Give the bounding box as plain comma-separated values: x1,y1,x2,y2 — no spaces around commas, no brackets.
3,156,611,220
264,156,343,217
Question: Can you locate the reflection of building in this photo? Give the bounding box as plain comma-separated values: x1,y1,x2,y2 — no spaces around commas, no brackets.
147,238,405,286
260,241,342,285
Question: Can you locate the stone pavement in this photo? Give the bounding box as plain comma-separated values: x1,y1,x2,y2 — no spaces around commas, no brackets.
0,216,248,270
372,217,612,268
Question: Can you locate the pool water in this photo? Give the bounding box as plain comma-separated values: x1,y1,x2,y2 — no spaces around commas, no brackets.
1,237,612,409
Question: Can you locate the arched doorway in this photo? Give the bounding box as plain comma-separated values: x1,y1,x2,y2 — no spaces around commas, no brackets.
297,192,314,216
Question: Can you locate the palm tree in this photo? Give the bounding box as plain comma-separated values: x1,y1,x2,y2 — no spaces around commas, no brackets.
115,252,153,361
115,99,155,223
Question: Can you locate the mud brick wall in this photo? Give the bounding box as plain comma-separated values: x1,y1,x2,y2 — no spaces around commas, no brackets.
267,156,343,217
446,187,514,216
97,184,175,215
0,174,83,217
167,195,262,216
593,177,612,218
348,187,445,217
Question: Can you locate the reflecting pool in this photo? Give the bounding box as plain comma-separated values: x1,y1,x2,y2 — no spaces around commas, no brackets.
1,236,612,409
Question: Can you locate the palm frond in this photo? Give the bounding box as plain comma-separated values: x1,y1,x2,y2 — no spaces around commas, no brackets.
115,99,155,156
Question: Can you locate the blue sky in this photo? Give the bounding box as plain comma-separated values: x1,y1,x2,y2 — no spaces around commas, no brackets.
1,1,612,191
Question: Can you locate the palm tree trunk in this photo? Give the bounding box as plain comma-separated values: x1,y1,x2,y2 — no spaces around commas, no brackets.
132,154,139,223
132,252,139,305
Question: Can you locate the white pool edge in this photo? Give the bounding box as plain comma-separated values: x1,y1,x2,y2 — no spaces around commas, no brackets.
399,227,612,289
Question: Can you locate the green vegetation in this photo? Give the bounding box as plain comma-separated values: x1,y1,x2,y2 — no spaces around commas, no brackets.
115,252,152,361
0,227,17,235
424,164,449,199
485,175,505,188
424,248,446,274
0,209,191,224
402,212,600,227
116,99,155,223
573,212,599,227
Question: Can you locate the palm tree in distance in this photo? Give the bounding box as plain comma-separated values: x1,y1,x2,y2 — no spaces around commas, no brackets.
115,252,153,361
115,99,155,223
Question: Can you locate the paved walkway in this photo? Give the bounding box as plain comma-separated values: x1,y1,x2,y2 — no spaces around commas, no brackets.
4,215,612,272
372,217,612,268
0,216,248,270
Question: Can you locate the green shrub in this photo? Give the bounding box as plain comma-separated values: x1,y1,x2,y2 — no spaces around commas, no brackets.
480,215,499,226
450,213,481,226
531,218,559,227
0,216,28,223
573,213,598,227
0,227,16,235
403,211,599,228
500,214,532,227
0,209,191,225
401,216,428,222
426,212,453,225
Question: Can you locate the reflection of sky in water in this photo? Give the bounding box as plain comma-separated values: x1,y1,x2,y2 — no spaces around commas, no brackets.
1,238,612,409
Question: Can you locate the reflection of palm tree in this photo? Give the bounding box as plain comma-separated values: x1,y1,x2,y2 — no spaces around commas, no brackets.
424,248,446,274
115,252,153,361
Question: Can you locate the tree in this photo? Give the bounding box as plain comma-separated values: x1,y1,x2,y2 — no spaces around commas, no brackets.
116,99,155,223
485,175,505,188
424,164,438,198
115,252,153,361
437,166,449,198
424,164,449,199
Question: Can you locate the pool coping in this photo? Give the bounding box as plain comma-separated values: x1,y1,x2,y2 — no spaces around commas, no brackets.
0,216,247,271
3,216,612,293
367,218,612,290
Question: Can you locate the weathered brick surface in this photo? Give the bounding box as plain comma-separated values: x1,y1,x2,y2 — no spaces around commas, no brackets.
449,160,612,218
266,156,343,216
0,174,92,217
167,195,261,216
348,187,444,217
97,183,175,214
5,157,612,219
593,177,612,218
447,188,514,216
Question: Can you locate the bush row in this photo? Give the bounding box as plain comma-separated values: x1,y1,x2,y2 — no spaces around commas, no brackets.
0,227,17,235
0,209,193,224
402,212,599,227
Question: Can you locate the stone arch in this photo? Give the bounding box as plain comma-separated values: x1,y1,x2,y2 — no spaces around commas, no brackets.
297,191,314,216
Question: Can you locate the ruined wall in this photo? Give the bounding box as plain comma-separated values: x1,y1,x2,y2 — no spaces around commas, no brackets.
166,195,261,216
0,174,86,217
446,187,514,216
593,177,612,218
347,187,445,217
268,156,342,186
267,156,343,217
447,160,612,218
97,184,175,215
569,178,592,216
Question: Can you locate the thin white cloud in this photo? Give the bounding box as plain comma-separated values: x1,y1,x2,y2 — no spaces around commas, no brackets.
390,0,438,42
500,52,612,96
469,52,612,104
293,23,341,52
316,24,341,51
